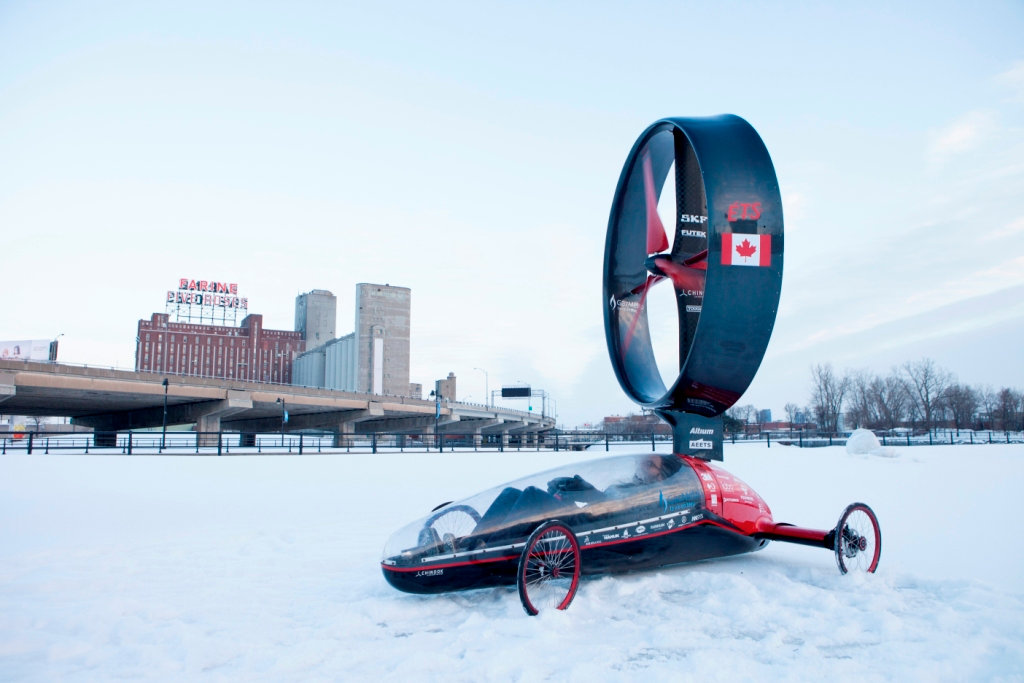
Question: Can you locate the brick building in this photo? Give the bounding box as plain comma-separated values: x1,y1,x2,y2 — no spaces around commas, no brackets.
135,312,304,384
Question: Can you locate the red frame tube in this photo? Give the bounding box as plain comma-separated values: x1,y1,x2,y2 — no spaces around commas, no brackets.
758,523,832,549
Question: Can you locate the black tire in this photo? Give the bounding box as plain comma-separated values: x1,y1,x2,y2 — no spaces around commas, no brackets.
517,521,581,616
834,503,881,574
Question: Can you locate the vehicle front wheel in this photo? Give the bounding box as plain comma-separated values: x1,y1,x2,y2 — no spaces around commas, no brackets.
834,503,881,574
517,521,581,616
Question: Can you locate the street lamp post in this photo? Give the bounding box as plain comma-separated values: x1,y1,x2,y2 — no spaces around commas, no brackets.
474,368,489,406
276,397,287,447
430,390,439,451
161,378,169,452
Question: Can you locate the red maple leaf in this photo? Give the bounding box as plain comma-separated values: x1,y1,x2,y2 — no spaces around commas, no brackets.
735,238,757,258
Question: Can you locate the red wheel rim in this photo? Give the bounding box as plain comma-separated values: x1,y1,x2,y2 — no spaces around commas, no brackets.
836,504,881,574
519,524,581,614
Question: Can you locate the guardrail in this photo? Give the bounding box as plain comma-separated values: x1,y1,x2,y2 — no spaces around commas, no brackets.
3,428,1018,456
0,430,569,455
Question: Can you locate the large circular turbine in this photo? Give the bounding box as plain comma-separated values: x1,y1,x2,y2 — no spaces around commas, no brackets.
603,115,784,459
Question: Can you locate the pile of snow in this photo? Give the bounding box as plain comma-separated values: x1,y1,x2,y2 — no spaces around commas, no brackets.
846,428,899,457
1,444,1022,680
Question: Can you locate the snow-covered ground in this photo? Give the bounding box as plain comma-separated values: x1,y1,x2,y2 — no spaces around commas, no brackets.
1,443,1022,681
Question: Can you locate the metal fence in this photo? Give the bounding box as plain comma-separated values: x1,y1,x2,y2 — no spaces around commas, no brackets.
0,430,586,455
2,427,1020,456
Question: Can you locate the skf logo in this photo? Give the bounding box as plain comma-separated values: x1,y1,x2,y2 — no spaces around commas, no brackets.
727,202,762,221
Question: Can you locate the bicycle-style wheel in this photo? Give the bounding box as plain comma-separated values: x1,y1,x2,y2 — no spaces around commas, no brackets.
424,504,480,554
834,503,881,574
517,521,581,616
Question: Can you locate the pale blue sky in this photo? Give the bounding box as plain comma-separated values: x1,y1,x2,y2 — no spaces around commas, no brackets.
1,1,1022,425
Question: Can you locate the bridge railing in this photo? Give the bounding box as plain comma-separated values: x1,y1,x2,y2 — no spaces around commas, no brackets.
0,430,571,455
1,359,551,421
5,427,1016,455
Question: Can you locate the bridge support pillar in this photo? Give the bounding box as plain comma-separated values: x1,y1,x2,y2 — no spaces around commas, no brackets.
197,414,221,446
332,421,356,449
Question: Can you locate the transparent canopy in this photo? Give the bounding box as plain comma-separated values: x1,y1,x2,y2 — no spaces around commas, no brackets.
382,453,704,566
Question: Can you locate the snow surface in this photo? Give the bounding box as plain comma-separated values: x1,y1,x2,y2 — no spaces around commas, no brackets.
1,443,1023,681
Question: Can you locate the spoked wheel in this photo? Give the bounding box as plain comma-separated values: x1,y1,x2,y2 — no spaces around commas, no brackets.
517,521,581,616
423,505,481,554
834,503,881,574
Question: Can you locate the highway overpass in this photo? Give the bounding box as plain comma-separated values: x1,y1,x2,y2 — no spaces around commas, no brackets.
0,360,554,444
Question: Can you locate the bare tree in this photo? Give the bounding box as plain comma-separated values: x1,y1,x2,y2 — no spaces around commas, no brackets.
995,388,1022,432
901,358,950,435
810,363,850,433
943,382,979,435
784,402,799,434
726,404,757,426
875,371,909,431
978,386,998,430
846,370,876,430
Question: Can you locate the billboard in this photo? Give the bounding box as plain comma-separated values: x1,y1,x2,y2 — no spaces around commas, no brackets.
502,386,532,398
165,278,248,326
0,340,55,362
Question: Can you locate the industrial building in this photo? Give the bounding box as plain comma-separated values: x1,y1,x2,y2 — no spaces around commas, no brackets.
136,313,304,383
137,281,414,395
136,278,305,383
292,283,415,397
294,289,336,347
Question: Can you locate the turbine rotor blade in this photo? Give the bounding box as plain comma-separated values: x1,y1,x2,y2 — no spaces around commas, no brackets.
642,152,669,255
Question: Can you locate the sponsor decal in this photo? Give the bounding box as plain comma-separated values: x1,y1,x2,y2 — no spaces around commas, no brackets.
724,497,740,503
414,569,444,578
667,519,676,529
700,473,713,481
710,494,717,506
622,528,630,539
636,526,646,534
692,513,705,522
727,202,762,221
690,439,713,449
677,289,704,299
680,214,708,224
602,533,621,541
721,233,771,267
721,483,735,492
679,229,706,238
650,522,666,531
660,490,702,513
609,296,642,311
685,305,702,313
690,427,714,435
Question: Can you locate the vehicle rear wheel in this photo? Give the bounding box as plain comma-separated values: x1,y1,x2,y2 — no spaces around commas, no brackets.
517,521,581,616
834,503,881,574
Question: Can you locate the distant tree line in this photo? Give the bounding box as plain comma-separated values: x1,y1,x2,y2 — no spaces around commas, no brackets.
805,358,1023,434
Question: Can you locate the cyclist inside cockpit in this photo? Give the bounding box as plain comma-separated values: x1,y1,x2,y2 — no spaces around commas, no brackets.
471,455,684,542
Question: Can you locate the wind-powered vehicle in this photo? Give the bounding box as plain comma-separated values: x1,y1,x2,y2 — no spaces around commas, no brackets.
382,116,881,615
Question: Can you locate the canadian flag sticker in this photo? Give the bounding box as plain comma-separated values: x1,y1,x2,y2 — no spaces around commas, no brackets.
722,233,771,267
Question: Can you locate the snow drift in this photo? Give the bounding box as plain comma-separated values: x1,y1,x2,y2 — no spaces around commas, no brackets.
846,428,899,458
